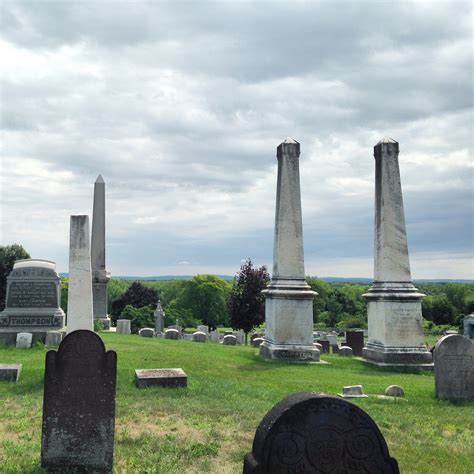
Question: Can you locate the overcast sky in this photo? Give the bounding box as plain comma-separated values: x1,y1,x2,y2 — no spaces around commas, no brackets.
1,1,473,279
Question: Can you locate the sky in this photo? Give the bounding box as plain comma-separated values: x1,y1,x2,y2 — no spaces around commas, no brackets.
1,1,473,279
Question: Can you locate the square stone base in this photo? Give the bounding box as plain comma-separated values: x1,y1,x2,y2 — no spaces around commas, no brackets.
259,341,320,362
362,346,433,369
135,368,187,388
0,364,22,381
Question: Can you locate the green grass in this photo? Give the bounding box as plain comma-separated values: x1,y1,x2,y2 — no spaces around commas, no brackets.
1,334,473,473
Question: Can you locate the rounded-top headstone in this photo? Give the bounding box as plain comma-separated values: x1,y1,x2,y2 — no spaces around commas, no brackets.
192,331,207,342
434,334,474,400
252,337,264,348
339,346,353,357
165,329,179,340
385,385,405,397
138,328,154,338
243,392,399,473
223,334,237,345
16,332,33,349
250,333,262,343
116,319,131,335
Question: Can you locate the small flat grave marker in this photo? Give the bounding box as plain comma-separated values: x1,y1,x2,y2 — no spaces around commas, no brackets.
41,330,117,472
338,384,368,398
0,363,22,381
135,368,187,389
244,392,399,473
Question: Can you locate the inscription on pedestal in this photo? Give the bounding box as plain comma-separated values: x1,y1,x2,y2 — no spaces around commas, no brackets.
7,281,57,308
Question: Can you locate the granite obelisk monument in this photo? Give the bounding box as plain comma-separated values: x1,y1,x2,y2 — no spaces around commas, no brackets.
91,175,111,329
67,215,93,333
260,139,319,362
363,138,432,367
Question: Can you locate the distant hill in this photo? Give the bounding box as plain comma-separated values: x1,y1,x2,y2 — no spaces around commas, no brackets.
58,273,473,284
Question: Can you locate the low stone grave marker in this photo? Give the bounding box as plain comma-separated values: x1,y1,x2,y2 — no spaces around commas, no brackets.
339,346,353,357
45,331,63,347
41,330,117,472
165,328,179,340
0,363,22,381
244,392,399,473
209,330,220,342
197,325,209,334
16,332,33,349
252,337,264,348
139,327,154,338
385,385,405,397
338,384,368,398
313,342,323,352
135,368,187,388
223,334,237,345
434,334,474,400
192,331,207,342
116,319,131,334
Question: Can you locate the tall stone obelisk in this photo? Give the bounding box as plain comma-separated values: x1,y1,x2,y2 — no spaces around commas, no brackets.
67,215,93,333
260,138,319,362
363,138,432,366
91,175,111,329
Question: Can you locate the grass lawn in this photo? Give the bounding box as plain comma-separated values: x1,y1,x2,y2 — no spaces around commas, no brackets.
1,333,473,473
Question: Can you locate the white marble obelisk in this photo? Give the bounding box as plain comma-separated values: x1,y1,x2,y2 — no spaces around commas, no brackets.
260,138,319,362
363,138,432,367
67,215,93,333
91,175,111,329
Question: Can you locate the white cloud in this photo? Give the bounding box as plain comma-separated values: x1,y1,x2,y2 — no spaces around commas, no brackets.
1,1,472,279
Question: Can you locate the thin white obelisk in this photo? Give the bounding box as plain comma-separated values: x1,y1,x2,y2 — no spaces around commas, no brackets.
363,138,432,366
67,215,93,333
260,138,319,362
91,175,111,329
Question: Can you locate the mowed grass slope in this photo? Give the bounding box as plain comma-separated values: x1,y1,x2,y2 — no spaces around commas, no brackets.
0,334,473,473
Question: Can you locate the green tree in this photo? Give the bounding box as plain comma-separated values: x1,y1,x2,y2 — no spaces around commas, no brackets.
176,275,231,330
120,304,154,334
0,244,30,310
110,282,159,325
227,259,270,343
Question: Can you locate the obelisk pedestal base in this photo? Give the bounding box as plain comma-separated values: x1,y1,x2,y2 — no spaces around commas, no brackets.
260,341,320,362
362,344,433,368
261,280,318,362
362,285,433,368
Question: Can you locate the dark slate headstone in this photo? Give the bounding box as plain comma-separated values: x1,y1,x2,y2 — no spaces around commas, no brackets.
346,331,364,357
41,330,117,472
244,392,399,473
434,334,474,400
316,339,330,354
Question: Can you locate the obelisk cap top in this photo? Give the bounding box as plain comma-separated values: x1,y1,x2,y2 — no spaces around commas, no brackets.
95,174,105,184
277,137,300,159
374,137,399,158
375,137,398,146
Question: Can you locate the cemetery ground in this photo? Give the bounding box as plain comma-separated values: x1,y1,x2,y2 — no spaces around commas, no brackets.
0,335,472,474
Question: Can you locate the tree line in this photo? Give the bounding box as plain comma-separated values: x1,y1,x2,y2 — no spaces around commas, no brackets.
1,245,472,335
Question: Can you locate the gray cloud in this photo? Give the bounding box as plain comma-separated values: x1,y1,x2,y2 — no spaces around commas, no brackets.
1,1,472,278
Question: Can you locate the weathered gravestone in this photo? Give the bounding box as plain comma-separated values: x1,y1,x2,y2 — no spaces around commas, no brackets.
345,330,364,356
41,330,117,472
165,328,179,340
434,334,474,400
0,259,65,344
16,332,33,349
139,327,154,338
339,346,353,357
192,331,207,342
0,363,22,381
223,334,237,345
116,319,131,335
244,392,399,473
316,339,330,354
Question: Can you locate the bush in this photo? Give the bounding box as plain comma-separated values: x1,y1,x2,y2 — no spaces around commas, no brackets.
120,304,154,334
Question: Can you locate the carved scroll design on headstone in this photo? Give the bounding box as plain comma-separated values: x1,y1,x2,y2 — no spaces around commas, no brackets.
244,392,399,473
41,330,117,472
